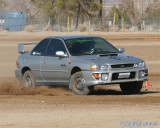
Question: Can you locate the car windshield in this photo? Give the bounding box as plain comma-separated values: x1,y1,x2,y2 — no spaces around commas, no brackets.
64,37,120,56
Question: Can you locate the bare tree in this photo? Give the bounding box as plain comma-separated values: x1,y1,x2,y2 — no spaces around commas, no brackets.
0,0,7,10
119,0,160,29
79,0,102,30
79,0,99,16
0,0,7,31
4,0,39,17
2,0,39,26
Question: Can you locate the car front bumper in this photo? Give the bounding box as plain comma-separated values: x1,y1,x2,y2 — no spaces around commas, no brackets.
82,67,148,86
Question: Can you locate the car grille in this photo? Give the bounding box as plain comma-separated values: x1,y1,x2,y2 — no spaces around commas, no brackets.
112,72,136,81
111,64,134,69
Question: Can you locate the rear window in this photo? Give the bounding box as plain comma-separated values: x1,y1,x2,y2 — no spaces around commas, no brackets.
31,39,50,56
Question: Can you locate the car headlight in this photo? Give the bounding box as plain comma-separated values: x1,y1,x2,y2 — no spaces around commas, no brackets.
90,65,98,70
134,62,146,68
90,65,110,70
139,62,146,67
99,65,110,70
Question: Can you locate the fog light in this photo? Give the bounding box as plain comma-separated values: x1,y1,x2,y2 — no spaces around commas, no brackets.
101,73,109,81
139,70,145,78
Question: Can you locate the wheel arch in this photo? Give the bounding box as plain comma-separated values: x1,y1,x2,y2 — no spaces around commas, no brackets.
71,66,81,75
21,66,31,75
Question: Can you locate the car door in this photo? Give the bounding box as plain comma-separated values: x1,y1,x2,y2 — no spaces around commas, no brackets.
40,38,70,83
30,39,50,82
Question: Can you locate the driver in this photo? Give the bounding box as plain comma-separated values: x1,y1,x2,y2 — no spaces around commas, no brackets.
83,41,95,53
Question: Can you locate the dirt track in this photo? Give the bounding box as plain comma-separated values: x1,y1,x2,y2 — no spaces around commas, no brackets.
0,31,160,128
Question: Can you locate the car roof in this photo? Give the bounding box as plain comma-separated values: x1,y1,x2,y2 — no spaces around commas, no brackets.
45,35,99,40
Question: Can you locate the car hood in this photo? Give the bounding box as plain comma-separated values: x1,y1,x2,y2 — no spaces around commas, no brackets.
71,53,143,65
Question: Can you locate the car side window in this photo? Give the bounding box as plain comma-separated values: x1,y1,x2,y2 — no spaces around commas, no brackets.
31,39,50,56
46,39,67,56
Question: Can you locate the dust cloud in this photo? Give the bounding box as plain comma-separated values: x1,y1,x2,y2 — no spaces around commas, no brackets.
0,80,73,96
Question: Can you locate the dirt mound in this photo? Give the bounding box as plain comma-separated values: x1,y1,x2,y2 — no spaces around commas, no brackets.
0,80,73,96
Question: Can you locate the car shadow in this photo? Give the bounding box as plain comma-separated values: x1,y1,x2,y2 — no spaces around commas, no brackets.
47,85,71,91
46,85,160,96
89,89,160,95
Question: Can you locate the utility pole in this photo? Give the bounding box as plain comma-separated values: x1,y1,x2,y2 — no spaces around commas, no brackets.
99,0,103,31
141,0,143,17
0,11,3,31
0,0,6,31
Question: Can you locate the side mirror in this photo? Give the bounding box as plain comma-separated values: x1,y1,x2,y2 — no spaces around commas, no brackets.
119,48,125,53
56,51,68,57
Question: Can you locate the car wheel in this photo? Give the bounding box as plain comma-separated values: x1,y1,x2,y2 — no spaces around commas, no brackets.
70,72,91,95
22,70,35,87
120,82,143,94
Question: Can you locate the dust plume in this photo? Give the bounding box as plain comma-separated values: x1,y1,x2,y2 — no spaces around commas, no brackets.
0,80,73,96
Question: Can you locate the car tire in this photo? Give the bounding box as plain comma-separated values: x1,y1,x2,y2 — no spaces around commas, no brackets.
21,70,36,87
120,82,143,94
70,72,92,95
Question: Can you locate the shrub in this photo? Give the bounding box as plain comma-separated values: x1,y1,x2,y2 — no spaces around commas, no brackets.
78,24,86,32
25,25,34,32
43,25,52,31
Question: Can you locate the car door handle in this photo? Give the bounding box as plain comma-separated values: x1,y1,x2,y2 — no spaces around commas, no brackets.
61,64,67,67
42,61,46,64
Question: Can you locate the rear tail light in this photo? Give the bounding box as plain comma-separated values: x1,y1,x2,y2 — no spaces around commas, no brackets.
16,61,18,67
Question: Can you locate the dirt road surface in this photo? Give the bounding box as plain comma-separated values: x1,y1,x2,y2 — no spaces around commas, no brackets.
0,31,160,128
